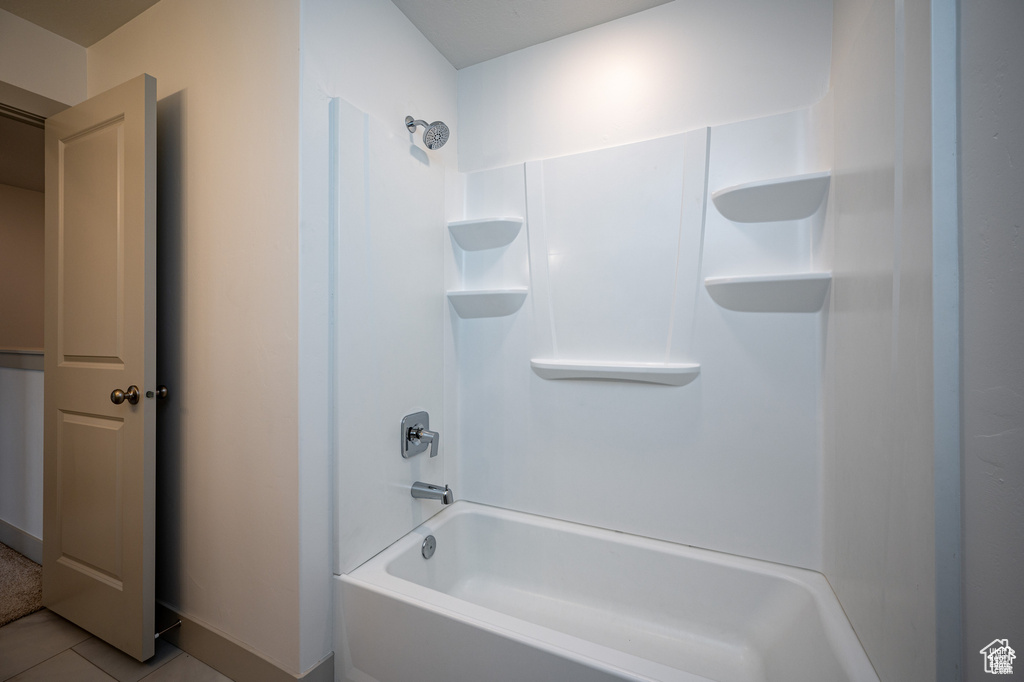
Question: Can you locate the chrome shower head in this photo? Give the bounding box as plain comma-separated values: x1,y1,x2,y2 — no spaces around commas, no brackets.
405,115,449,150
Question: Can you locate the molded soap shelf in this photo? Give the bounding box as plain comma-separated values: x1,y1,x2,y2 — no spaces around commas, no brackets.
530,359,700,386
448,217,523,251
712,171,831,223
448,289,528,318
704,272,832,312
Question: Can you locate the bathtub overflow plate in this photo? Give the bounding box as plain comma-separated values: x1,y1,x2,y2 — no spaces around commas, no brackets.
421,535,436,559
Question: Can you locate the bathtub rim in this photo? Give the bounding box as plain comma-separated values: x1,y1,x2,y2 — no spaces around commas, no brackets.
341,500,879,682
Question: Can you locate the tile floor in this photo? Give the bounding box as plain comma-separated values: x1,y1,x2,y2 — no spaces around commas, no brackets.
0,609,233,681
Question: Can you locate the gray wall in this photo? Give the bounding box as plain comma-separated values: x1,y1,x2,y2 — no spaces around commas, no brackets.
960,2,1024,679
824,0,937,679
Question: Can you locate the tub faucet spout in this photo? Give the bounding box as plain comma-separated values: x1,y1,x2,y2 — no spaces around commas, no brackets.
411,481,454,505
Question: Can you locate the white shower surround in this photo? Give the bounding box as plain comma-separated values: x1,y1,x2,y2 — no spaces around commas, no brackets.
448,104,832,572
337,502,878,682
299,0,885,679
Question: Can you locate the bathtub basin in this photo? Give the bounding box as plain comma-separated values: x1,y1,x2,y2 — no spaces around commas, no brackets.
336,502,877,682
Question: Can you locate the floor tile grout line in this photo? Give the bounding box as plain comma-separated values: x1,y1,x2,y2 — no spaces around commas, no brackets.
127,645,185,682
70,637,185,682
2,643,74,682
138,653,225,682
0,614,148,682
3,646,112,682
2,610,214,682
66,648,120,681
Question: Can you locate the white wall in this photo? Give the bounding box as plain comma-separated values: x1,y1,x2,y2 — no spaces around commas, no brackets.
457,0,833,172
87,0,305,673
0,367,43,539
299,0,457,673
823,0,936,680
0,8,86,105
960,1,1024,677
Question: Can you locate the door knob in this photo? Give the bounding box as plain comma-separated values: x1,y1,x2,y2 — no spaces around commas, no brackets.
110,385,141,405
146,386,169,399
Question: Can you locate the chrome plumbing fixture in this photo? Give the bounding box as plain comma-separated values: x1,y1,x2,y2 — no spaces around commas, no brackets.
405,116,449,150
411,481,454,505
421,535,436,559
402,411,438,458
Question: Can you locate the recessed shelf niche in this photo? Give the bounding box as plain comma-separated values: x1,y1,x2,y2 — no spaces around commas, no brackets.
712,171,831,223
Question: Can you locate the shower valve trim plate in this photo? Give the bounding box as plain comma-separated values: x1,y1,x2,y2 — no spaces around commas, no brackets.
402,411,438,458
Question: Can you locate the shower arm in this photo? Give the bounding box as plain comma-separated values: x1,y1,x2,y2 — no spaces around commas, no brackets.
405,117,429,132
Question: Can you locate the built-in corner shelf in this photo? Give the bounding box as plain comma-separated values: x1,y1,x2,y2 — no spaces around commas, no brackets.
712,171,831,223
530,359,701,386
448,289,528,318
448,217,523,251
704,272,832,313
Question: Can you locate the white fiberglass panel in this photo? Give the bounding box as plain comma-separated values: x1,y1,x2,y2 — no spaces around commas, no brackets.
332,98,446,575
451,109,826,572
530,133,694,362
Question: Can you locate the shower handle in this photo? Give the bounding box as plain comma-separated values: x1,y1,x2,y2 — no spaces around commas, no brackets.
407,425,439,458
401,411,439,458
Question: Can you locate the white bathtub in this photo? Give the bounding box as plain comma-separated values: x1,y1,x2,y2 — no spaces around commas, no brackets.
336,502,877,682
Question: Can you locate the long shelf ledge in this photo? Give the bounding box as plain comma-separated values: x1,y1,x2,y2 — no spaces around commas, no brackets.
448,289,528,318
448,217,523,250
712,171,831,223
530,359,700,386
704,272,831,312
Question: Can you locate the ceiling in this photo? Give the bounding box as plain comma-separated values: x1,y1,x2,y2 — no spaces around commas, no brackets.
0,0,673,67
0,0,161,48
0,0,672,187
390,0,673,69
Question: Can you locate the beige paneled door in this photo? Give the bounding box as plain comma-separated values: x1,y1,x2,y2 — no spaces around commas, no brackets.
42,74,157,662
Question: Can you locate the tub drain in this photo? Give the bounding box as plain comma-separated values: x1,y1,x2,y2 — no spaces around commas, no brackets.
421,535,436,559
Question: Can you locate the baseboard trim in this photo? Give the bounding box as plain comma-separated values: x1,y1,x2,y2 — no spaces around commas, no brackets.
156,602,334,681
0,519,42,563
